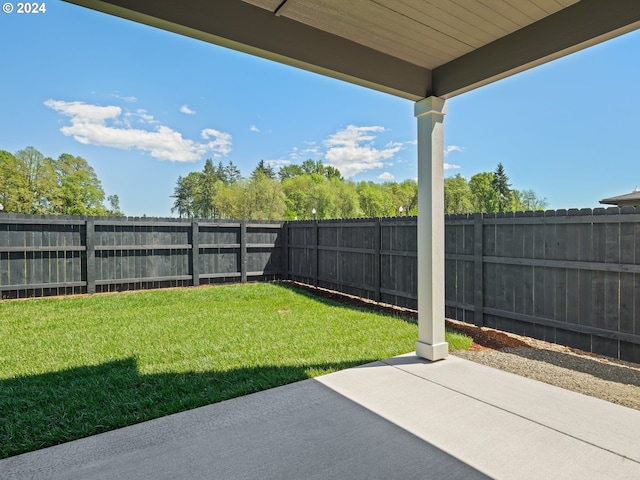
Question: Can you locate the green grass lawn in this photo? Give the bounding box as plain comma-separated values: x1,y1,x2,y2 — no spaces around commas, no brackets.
0,282,469,458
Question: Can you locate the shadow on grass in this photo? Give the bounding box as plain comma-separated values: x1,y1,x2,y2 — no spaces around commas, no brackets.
1,356,375,459
273,281,419,326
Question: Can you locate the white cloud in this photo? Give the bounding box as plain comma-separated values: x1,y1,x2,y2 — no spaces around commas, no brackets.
444,146,462,169
128,109,158,125
111,94,137,103
323,125,402,177
377,172,395,181
445,145,463,155
249,125,260,132
45,99,232,162
266,159,291,169
180,104,196,115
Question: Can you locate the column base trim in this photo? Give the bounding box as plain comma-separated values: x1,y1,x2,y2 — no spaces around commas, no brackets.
415,341,449,362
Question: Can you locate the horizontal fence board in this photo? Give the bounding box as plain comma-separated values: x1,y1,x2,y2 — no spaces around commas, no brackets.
0,246,86,253
0,281,86,291
94,244,192,251
95,275,192,285
483,256,640,274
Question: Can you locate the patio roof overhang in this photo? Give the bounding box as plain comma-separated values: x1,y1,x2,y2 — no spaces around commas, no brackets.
62,0,640,361
63,0,640,100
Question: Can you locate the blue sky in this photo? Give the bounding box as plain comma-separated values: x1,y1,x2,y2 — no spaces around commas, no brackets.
1,1,639,217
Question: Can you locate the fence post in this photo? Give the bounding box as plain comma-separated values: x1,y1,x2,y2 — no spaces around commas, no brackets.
473,213,484,327
240,221,247,283
191,221,200,287
85,218,96,294
313,220,319,287
374,218,381,302
281,222,289,280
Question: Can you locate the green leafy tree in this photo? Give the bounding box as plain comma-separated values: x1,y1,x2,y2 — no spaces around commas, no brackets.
324,165,343,181
300,159,343,181
1,147,120,215
444,174,474,214
51,153,108,215
469,172,498,212
282,174,324,219
326,178,361,218
106,194,124,216
0,150,21,213
511,188,548,211
13,146,58,213
239,173,286,220
213,181,245,219
386,179,418,216
278,164,304,181
357,181,395,217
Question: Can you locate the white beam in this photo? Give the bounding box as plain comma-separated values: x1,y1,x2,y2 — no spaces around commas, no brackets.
414,97,448,361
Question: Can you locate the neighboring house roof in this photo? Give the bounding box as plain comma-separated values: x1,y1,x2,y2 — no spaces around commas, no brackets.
600,187,640,207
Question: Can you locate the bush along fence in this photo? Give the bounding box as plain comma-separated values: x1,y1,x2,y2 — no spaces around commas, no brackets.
0,214,283,298
1,208,639,362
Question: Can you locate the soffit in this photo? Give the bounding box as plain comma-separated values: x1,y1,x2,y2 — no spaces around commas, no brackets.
245,0,580,69
63,0,640,100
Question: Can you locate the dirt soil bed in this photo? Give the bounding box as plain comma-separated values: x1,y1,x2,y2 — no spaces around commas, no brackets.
286,281,640,411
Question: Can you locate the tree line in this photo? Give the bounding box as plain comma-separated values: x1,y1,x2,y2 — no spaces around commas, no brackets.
0,147,122,216
172,159,547,220
444,163,547,215
0,146,546,219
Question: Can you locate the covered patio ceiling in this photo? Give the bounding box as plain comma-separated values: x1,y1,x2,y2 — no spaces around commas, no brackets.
64,0,640,100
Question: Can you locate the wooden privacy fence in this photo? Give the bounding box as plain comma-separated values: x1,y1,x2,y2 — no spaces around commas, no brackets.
2,209,640,362
284,209,640,363
285,217,418,309
445,208,640,363
0,214,283,298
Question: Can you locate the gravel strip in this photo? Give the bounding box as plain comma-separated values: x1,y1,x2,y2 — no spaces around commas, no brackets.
453,346,640,411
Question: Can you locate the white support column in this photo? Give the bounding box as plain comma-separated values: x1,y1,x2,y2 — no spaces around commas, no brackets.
414,96,448,361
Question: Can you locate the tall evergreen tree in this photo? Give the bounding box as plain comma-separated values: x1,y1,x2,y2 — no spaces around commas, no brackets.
171,172,202,218
251,160,275,179
491,163,511,211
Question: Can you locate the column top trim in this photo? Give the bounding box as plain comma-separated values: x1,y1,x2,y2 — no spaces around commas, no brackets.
415,97,447,118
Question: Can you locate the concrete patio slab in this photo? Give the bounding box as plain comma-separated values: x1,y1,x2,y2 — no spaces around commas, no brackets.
2,355,639,479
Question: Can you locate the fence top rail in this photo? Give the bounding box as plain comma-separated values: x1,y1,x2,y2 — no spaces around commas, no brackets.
198,221,283,228
246,223,284,228
95,220,192,227
482,213,640,225
0,216,86,225
445,206,638,220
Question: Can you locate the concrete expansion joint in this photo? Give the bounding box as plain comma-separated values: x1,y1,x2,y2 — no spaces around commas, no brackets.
378,358,640,465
